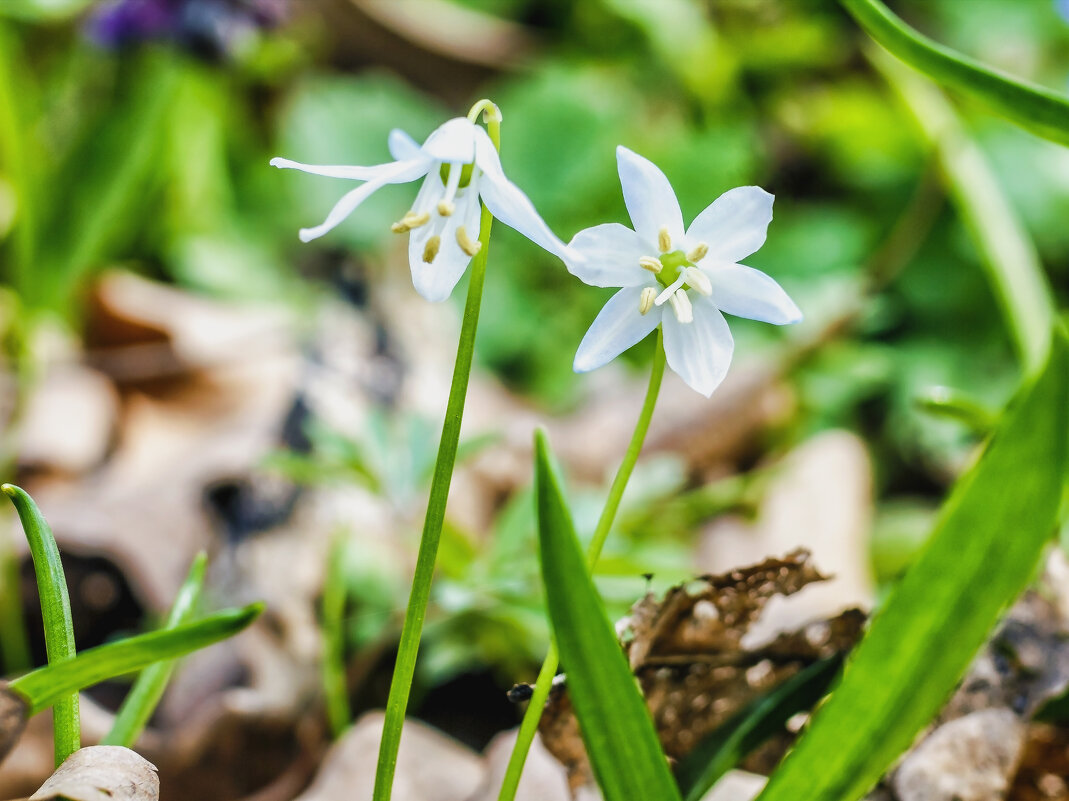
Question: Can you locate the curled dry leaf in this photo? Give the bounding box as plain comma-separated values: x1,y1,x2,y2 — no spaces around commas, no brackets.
0,684,28,766
27,746,158,801
538,550,865,789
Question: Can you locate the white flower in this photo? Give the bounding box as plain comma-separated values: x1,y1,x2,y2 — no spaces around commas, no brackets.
567,146,802,397
272,117,573,303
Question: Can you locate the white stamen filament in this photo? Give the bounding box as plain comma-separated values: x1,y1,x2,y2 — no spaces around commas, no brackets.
437,160,463,216
655,275,686,306
423,235,442,263
639,256,663,274
639,287,657,315
687,242,709,262
657,226,672,253
668,290,693,324
684,266,712,296
391,211,431,233
456,226,481,257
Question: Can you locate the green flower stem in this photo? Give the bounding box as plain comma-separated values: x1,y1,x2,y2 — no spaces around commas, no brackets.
322,532,352,738
2,484,79,766
497,329,667,801
102,552,207,747
371,101,501,801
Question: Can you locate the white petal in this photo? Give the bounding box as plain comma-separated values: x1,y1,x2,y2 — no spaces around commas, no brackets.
297,159,430,242
421,117,477,164
270,156,418,181
410,184,481,302
706,262,802,324
566,223,652,288
616,146,685,247
686,186,774,262
473,127,575,262
574,286,661,372
388,129,422,161
662,295,734,397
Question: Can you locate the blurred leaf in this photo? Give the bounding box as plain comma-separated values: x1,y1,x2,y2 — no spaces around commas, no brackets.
534,429,681,801
755,330,1069,801
841,0,1069,146
9,603,264,714
677,656,843,801
0,0,95,21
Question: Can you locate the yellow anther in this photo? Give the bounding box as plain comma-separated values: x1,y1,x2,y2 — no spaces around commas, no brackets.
391,211,430,233
456,226,481,257
668,290,693,324
684,266,712,296
687,242,709,262
639,287,657,315
657,226,672,253
437,199,456,217
639,257,663,274
423,235,442,264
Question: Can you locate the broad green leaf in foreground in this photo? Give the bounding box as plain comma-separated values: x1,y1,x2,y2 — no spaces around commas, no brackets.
9,603,263,714
3,484,79,765
756,330,1069,801
841,0,1069,147
534,430,681,801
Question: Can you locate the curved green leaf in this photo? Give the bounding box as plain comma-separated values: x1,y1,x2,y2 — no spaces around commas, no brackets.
534,430,681,801
2,484,79,765
756,330,1069,801
841,0,1069,146
9,603,263,715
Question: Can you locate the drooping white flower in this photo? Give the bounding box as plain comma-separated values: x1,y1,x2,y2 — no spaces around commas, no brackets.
272,117,573,302
568,146,802,397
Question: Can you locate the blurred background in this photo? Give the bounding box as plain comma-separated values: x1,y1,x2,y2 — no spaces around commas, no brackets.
0,0,1068,797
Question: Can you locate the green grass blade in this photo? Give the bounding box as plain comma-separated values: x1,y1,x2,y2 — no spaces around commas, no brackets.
534,429,682,801
677,656,843,801
10,603,263,715
2,484,79,765
872,48,1057,372
841,0,1069,146
755,330,1069,801
102,552,208,747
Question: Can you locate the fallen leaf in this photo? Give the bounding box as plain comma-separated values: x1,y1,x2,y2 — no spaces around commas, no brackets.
0,684,28,766
27,746,158,801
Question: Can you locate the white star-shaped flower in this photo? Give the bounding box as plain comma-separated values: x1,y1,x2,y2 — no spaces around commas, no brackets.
272,117,573,302
567,146,802,397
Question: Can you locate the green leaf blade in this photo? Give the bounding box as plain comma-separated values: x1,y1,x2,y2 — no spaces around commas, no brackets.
534,430,682,801
10,603,263,715
756,331,1069,801
841,0,1069,146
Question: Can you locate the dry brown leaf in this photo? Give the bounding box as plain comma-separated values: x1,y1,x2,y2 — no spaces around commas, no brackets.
26,746,158,801
0,684,28,766
538,551,865,790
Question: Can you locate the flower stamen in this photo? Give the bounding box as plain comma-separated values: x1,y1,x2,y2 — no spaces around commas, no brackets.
423,235,442,263
437,160,464,217
655,275,686,306
639,256,663,274
657,226,672,253
456,226,481,257
639,287,657,315
391,211,431,233
668,290,693,324
684,266,712,296
687,242,709,262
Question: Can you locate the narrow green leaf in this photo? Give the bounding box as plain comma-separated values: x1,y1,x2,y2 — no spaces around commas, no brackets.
756,330,1069,801
677,656,843,801
534,429,682,801
841,0,1069,146
9,603,263,715
872,48,1057,373
2,483,79,765
103,552,208,747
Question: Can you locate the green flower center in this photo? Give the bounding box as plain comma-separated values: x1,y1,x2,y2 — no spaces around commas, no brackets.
439,162,475,188
655,250,694,289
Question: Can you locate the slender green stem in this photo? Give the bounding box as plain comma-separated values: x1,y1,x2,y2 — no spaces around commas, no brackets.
322,533,352,738
102,552,207,746
371,101,501,801
2,484,79,765
497,329,666,801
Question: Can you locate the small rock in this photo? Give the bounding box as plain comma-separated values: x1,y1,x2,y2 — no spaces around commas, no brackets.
470,729,572,801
